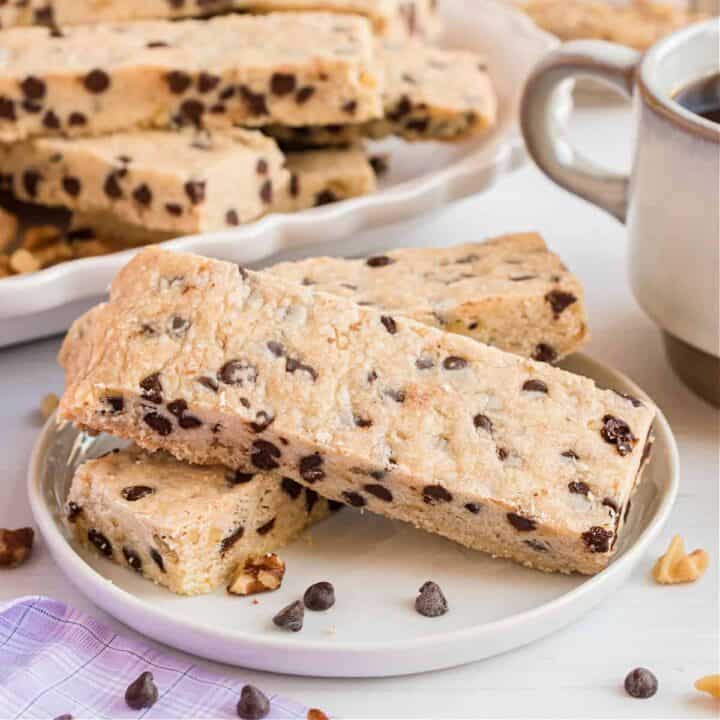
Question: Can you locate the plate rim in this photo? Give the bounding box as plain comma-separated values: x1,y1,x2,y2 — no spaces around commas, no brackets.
28,353,679,675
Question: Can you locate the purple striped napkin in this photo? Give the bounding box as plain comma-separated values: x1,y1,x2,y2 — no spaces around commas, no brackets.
0,596,319,720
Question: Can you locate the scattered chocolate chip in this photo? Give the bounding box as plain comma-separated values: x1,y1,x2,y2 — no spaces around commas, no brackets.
522,379,548,394
184,180,205,204
415,581,448,617
465,503,481,514
165,70,191,94
125,671,158,710
88,529,112,557
299,454,325,483
237,684,270,720
304,581,335,611
273,600,304,632
366,255,395,268
381,315,397,334
122,547,142,572
121,485,155,502
601,415,637,456
142,412,173,436
150,548,165,572
507,513,536,531
0,528,34,568
473,414,493,433
271,72,296,95
66,502,83,523
568,481,590,495
545,290,577,318
218,359,257,386
443,356,467,371
83,69,110,93
532,343,558,363
582,526,613,553
140,372,163,404
422,485,452,505
364,484,392,502
342,491,366,507
281,477,303,499
624,668,658,699
220,525,244,555
415,356,434,370
256,517,276,536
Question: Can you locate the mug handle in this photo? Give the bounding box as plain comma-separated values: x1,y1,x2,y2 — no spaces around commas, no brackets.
521,41,641,223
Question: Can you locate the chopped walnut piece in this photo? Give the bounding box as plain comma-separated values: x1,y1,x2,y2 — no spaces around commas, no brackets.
0,527,34,568
9,248,40,274
653,535,708,584
695,674,720,698
227,553,285,596
23,224,63,250
40,392,59,419
0,207,19,252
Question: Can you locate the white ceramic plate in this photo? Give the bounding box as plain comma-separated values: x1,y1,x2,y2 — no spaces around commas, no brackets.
0,0,566,347
29,354,678,678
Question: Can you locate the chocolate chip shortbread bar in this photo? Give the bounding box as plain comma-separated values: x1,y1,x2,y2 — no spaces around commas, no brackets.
267,39,496,146
0,129,287,234
66,446,334,595
268,233,588,361
58,248,655,575
0,13,382,142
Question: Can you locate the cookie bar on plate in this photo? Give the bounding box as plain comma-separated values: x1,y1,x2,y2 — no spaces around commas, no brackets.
65,446,335,595
58,248,655,575
267,39,497,146
0,13,382,141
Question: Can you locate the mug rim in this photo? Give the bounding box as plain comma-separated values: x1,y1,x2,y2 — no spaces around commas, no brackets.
638,19,720,144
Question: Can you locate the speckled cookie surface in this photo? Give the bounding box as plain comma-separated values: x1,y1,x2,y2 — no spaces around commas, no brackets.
0,12,382,141
66,446,333,595
58,247,655,575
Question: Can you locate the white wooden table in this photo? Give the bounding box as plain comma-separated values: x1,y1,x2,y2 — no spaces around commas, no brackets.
1,102,718,719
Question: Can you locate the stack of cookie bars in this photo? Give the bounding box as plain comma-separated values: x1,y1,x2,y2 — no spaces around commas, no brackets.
56,233,655,596
0,0,498,276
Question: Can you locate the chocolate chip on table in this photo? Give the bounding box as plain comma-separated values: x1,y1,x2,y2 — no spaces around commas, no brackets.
545,289,577,318
443,356,467,371
122,547,142,572
601,415,637,456
568,481,590,495
121,485,155,501
624,668,658,699
251,440,281,470
364,484,392,502
507,513,536,531
83,68,110,93
473,414,493,433
422,485,452,505
342,491,366,508
237,684,270,720
273,600,304,632
582,526,613,553
87,529,112,557
522,379,548,394
304,581,335,611
125,671,158,710
532,343,558,363
0,528,34,568
415,581,448,617
366,255,395,268
143,411,173,436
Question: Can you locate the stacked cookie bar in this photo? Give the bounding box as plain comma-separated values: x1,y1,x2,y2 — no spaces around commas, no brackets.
56,236,654,594
0,1,499,277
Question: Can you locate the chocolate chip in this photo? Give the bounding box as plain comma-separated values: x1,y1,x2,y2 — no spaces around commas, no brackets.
100,395,124,415
249,411,275,433
497,447,509,461
196,375,218,392
226,209,239,225
342,491,366,507
121,485,155,502
62,176,81,196
603,498,620,514
285,356,317,381
143,412,172,436
83,69,110,93
179,99,204,126
68,112,87,126
260,179,272,204
415,581,448,617
473,414,493,433
385,388,406,403
218,359,257,386
522,379,548,394
305,488,318,513
125,671,158,710
42,109,60,129
267,340,285,357
299,454,325,483
369,154,390,176
415,356,434,370
22,170,41,198
314,189,338,206
532,343,558,363
20,76,46,100
443,356,467,371
0,97,16,121
281,477,303,499
237,684,270,720
220,525,244,555
103,171,123,199
251,440,281,471
256,517,276,536
561,450,579,459
465,503,481,514
342,99,357,115
168,315,190,337
88,529,112,557
66,502,82,523
239,86,268,116
568,481,590,495
123,547,142,572
300,581,335,613
545,290,577,318
582,526,613,552
507,513,536,531
140,372,163,404
197,72,220,93
366,255,395,267
165,70,191,93
381,315,397,334
354,415,373,428
256,158,268,175
367,370,378,383
295,85,315,104
525,539,549,553
132,183,152,206
613,389,643,407
270,72,296,95
422,485,452,505
624,668,658,699
184,180,205,204
273,600,304,632
150,548,165,572
227,470,255,486
146,40,168,48
405,117,430,133
364,484,393,502
601,415,637,456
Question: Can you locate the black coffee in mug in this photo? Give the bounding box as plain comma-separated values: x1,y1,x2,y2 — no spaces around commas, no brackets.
674,72,720,124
